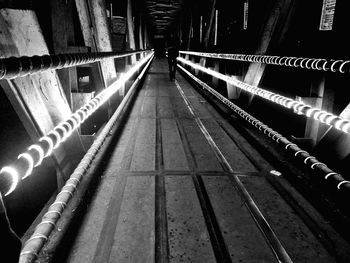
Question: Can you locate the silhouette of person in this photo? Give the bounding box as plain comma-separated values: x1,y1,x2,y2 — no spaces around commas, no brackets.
0,194,22,262
167,41,179,80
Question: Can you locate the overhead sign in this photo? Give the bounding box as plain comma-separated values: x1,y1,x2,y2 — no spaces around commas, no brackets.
319,0,336,31
243,1,248,30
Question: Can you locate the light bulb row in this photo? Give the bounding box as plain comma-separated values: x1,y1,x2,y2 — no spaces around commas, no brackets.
180,51,350,73
177,64,350,191
177,57,350,134
0,52,154,196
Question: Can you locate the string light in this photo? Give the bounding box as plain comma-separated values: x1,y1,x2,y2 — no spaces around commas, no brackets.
0,167,19,196
179,51,350,73
177,57,350,135
17,153,34,179
177,63,350,192
0,51,153,196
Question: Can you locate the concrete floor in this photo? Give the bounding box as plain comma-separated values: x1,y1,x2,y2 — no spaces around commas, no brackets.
64,59,346,263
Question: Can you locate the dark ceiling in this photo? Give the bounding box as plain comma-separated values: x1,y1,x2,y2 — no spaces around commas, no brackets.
143,0,183,36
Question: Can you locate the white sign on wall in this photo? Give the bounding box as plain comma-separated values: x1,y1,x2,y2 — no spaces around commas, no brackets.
319,0,336,31
243,1,248,30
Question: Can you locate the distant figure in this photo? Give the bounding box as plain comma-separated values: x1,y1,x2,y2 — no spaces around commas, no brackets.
0,194,22,262
167,44,179,80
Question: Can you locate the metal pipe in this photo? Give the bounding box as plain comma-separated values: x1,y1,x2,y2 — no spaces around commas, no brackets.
19,52,154,263
0,51,153,196
0,50,148,80
179,50,350,74
177,57,350,135
177,63,350,193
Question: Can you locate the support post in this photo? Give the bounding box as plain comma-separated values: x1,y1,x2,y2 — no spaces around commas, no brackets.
242,0,294,105
127,0,136,64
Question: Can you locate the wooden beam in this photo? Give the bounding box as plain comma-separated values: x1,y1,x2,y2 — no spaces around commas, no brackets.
0,9,85,185
203,0,217,49
139,17,144,51
75,0,117,88
127,0,136,64
243,0,294,104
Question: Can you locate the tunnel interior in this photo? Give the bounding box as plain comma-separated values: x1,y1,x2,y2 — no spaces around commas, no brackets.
1,0,350,262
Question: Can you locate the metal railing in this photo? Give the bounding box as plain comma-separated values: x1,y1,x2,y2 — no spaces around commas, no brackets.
0,50,147,79
180,50,350,73
19,52,154,263
0,50,153,196
177,56,350,135
177,61,350,193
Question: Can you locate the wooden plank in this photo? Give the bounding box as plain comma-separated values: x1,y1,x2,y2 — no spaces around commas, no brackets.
108,176,155,263
202,176,276,262
165,176,216,262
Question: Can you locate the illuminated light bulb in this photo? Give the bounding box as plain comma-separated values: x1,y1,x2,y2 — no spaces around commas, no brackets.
269,94,277,101
297,105,309,115
305,58,314,69
331,60,343,72
299,58,306,68
93,99,100,107
69,116,79,129
339,61,350,73
325,172,337,180
316,59,325,70
276,97,285,105
28,145,45,167
273,56,280,65
341,122,350,133
89,100,97,109
64,122,74,137
337,180,350,190
292,102,303,112
322,60,329,71
325,115,338,125
18,153,34,179
77,109,87,122
312,111,323,121
48,130,61,149
289,57,297,67
55,125,67,142
285,100,295,109
305,108,318,117
310,59,318,70
85,104,92,114
39,137,54,157
281,98,291,107
334,118,347,130
319,112,330,123
294,57,302,67
0,166,19,196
